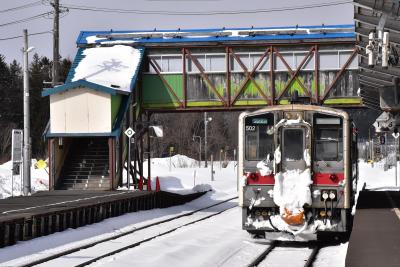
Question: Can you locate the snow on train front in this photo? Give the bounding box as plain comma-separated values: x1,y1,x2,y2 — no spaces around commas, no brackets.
238,104,358,241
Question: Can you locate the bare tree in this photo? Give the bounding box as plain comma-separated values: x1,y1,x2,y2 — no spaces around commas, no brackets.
150,111,240,160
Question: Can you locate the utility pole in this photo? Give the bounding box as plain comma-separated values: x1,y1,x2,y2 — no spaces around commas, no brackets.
51,0,60,87
23,29,31,195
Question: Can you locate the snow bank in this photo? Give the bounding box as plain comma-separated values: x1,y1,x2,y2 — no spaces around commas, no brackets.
358,160,400,190
149,154,198,168
0,160,49,199
121,154,237,197
192,184,212,193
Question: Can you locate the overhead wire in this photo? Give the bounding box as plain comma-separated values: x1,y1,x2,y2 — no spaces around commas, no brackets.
0,12,53,28
0,1,42,13
60,1,352,16
0,30,52,41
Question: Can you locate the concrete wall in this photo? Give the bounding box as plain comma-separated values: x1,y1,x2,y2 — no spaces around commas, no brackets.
50,87,111,134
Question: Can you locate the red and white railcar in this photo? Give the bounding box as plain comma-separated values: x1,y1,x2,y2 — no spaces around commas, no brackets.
238,104,358,240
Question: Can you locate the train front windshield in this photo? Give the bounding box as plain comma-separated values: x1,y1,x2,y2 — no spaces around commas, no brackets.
245,114,274,161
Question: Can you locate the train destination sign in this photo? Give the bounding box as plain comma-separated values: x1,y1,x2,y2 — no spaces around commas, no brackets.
251,118,268,125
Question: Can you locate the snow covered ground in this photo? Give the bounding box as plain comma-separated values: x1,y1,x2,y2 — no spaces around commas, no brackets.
0,156,397,266
0,159,48,199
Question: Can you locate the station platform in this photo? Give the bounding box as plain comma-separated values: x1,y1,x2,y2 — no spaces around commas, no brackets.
0,190,204,247
346,190,400,267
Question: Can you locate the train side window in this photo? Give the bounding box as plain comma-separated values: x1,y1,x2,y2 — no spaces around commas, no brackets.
315,128,343,161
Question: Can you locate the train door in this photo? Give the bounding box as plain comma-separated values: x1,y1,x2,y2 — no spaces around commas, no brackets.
281,127,306,171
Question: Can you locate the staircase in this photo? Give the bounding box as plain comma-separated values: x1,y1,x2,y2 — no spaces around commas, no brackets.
57,138,110,190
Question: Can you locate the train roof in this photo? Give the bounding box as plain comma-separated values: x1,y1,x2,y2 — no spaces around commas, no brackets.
239,104,350,120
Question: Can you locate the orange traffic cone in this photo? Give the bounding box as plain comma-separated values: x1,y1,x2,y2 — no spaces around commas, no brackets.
155,176,160,192
147,177,152,191
138,176,143,190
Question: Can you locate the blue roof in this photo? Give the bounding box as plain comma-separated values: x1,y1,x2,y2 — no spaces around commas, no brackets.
77,24,355,46
42,80,119,97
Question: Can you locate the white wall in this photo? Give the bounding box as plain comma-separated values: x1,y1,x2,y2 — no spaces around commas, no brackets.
50,87,111,134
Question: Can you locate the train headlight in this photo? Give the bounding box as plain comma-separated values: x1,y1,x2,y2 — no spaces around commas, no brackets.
261,210,268,216
329,191,336,200
319,210,327,217
322,191,329,200
312,190,321,199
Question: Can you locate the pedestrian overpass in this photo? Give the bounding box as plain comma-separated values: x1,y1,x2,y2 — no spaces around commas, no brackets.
42,24,361,190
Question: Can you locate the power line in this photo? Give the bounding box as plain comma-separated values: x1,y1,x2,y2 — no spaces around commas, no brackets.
0,31,52,41
60,1,352,16
0,1,41,13
0,12,53,28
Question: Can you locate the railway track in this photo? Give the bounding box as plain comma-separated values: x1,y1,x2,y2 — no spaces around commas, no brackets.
247,241,322,267
11,196,237,267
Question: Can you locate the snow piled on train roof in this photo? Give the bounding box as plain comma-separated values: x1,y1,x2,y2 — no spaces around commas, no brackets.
72,45,141,93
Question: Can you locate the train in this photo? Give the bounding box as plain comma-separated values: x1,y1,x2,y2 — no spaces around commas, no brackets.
238,104,358,240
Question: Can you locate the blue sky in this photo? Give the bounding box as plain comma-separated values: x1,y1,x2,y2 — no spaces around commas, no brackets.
0,0,354,63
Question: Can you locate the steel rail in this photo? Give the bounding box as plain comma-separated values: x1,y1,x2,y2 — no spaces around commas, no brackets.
20,196,238,267
75,201,237,267
304,244,322,267
247,241,322,267
247,241,278,267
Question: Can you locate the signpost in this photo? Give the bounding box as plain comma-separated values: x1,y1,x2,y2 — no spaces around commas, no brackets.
11,130,23,197
124,127,135,190
392,131,399,187
373,112,395,132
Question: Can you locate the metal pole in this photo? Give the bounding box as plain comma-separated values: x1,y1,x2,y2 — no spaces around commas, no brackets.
23,29,31,196
233,149,236,171
396,137,398,187
11,168,14,197
219,149,222,169
199,138,202,168
204,112,208,168
147,114,151,180
169,149,172,172
133,137,137,187
211,154,214,181
127,137,131,189
52,0,60,87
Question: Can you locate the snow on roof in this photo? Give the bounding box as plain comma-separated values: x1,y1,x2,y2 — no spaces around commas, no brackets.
77,24,355,46
72,45,142,93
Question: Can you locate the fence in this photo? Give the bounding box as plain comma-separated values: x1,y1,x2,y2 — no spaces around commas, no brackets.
358,136,398,170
